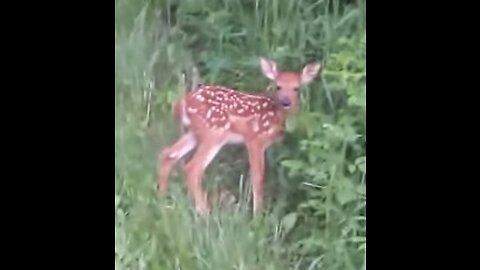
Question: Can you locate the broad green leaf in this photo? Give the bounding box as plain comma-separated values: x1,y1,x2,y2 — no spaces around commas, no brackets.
337,178,357,205
286,117,298,132
355,156,366,174
281,160,304,170
348,164,356,173
350,236,366,243
356,184,366,195
281,212,298,234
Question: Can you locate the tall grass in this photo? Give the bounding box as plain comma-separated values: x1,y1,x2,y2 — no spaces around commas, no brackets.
115,0,366,269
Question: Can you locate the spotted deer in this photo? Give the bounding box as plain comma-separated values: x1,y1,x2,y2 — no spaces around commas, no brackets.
157,57,321,215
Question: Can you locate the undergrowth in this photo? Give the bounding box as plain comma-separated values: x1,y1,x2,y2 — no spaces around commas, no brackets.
115,0,366,269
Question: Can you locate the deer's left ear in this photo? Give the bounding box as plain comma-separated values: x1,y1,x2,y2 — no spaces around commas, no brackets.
301,62,321,84
260,57,278,81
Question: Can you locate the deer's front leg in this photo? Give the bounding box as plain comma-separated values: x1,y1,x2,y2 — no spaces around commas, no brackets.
246,140,266,213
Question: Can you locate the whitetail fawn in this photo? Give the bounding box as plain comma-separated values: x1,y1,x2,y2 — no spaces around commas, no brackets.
157,57,321,215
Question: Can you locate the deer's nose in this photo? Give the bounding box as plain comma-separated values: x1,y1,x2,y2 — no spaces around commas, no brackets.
280,96,291,107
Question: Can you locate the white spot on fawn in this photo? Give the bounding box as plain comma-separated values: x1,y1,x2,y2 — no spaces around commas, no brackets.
208,99,220,105
196,95,205,102
187,107,198,113
238,108,244,114
262,102,269,108
263,121,270,127
206,110,212,119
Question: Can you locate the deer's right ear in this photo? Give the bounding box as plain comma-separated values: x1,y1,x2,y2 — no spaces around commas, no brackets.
301,62,321,84
260,57,278,81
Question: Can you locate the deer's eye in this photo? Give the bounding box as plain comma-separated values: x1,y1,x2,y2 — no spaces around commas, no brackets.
276,86,281,91
293,87,299,92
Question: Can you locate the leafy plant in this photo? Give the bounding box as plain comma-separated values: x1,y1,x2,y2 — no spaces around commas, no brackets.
115,0,366,269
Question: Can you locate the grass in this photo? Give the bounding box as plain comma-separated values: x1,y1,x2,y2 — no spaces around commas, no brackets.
115,0,366,269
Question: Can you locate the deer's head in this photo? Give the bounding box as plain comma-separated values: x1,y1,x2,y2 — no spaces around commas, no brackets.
260,57,321,113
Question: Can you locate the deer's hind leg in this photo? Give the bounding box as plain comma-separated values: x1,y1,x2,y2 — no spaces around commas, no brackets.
157,132,197,192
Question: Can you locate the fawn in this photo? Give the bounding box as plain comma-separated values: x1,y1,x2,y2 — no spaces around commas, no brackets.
157,57,321,215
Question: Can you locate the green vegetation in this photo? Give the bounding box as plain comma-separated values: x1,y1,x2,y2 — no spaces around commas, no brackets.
115,0,366,269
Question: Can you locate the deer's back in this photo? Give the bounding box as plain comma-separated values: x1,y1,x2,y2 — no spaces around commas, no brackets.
182,85,285,141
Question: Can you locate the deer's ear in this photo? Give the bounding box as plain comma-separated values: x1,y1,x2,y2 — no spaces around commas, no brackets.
301,62,321,84
260,57,278,81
